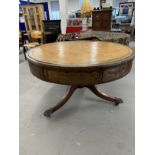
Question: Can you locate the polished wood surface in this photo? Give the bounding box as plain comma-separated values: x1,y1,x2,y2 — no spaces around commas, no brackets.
27,41,134,116
28,41,133,67
27,41,134,85
44,86,77,117
43,85,123,117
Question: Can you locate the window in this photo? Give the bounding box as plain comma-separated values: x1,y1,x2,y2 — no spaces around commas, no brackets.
50,1,60,20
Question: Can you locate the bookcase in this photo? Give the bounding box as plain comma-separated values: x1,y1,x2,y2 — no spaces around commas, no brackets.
22,4,45,32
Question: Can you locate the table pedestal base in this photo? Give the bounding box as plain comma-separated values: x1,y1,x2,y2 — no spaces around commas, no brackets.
43,85,123,117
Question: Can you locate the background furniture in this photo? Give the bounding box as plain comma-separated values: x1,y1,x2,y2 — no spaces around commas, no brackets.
119,2,134,17
19,31,24,49
66,18,83,33
19,31,27,59
19,1,50,31
57,30,130,45
27,41,134,117
42,20,61,43
66,26,82,33
23,30,43,60
112,2,135,33
92,8,112,31
22,4,45,32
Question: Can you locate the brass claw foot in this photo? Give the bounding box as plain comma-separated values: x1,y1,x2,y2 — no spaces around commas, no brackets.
114,97,123,106
43,85,124,117
43,109,53,117
43,86,77,117
87,85,123,106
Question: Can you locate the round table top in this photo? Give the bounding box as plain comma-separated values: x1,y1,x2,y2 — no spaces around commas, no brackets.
27,41,133,67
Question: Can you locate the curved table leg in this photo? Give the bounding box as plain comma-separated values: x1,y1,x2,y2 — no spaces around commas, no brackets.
86,86,123,105
44,86,77,117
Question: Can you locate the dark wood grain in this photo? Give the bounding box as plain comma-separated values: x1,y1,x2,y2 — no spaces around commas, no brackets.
92,9,112,31
44,86,77,117
27,41,134,116
27,41,134,85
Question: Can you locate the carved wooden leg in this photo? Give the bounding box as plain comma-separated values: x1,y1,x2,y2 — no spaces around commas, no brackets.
87,86,123,105
23,46,27,60
44,86,77,117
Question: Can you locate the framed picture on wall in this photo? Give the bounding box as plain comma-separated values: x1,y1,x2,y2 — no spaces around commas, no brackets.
119,2,135,16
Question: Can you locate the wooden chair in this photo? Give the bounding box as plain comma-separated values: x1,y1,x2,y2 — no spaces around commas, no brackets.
19,31,24,48
19,31,27,59
23,30,43,60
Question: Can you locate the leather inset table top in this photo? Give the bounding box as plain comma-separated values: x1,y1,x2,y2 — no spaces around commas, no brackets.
27,41,133,67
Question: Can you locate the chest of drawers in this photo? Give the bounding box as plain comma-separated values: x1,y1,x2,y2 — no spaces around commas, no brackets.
92,9,112,31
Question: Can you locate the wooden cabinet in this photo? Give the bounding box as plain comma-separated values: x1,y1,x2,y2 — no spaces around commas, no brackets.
92,9,112,31
22,4,44,32
43,20,61,43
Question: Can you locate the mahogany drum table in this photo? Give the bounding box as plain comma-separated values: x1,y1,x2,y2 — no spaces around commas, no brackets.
27,41,134,117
